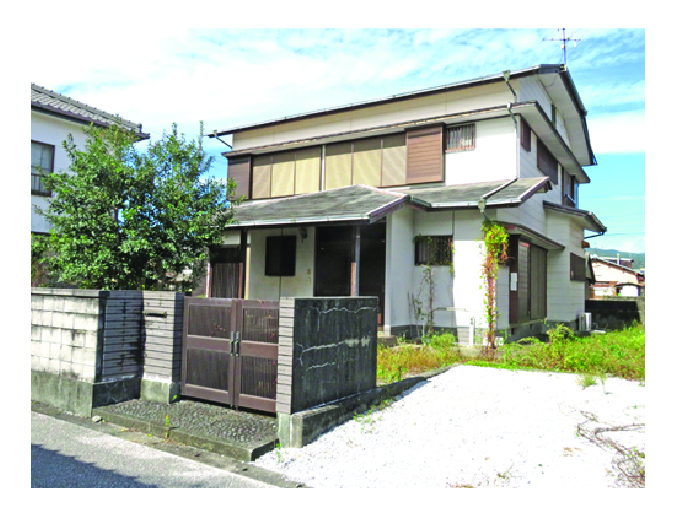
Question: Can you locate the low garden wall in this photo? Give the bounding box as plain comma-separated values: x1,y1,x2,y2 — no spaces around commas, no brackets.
276,296,378,447
585,297,645,330
31,288,183,417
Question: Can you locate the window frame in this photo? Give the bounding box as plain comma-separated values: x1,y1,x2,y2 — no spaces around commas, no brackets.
265,235,297,277
31,140,55,197
446,123,476,153
414,235,453,266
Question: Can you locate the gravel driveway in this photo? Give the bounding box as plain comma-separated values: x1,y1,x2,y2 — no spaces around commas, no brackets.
254,366,645,488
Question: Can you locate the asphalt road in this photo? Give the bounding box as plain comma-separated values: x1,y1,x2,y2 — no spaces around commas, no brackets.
31,411,273,488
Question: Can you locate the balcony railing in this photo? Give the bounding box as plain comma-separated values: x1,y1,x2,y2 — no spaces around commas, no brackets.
31,173,51,197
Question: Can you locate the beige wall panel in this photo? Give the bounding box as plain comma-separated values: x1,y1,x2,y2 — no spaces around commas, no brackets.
353,138,382,187
295,147,321,194
325,142,352,190
382,134,406,186
233,83,513,152
252,155,272,199
271,152,295,197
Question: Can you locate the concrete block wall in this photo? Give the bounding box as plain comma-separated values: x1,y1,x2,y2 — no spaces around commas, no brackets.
32,289,186,415
31,289,104,383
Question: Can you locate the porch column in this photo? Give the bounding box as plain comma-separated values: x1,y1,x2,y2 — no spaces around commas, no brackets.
350,225,361,296
238,229,248,299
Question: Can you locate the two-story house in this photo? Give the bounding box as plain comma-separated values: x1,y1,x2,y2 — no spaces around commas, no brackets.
206,64,607,343
31,83,149,236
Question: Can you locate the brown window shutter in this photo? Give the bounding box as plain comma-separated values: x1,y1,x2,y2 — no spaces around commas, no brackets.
252,155,272,199
353,137,382,187
537,140,558,184
406,125,443,184
295,147,321,195
271,151,296,197
325,142,353,190
382,133,406,186
521,118,531,152
226,156,251,200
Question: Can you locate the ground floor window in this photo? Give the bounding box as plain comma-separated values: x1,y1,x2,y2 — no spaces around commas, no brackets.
265,236,296,276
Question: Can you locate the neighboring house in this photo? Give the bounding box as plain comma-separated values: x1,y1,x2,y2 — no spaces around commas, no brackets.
206,64,607,343
31,83,149,236
590,257,645,298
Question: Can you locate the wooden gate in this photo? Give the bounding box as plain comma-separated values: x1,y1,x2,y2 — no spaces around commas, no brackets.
181,297,279,412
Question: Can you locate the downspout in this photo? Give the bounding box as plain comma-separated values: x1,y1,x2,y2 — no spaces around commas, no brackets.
502,70,517,101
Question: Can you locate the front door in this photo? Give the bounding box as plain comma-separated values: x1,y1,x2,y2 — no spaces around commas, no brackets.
314,223,386,325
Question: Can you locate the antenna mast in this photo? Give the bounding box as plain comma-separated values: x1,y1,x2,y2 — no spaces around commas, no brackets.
543,28,582,67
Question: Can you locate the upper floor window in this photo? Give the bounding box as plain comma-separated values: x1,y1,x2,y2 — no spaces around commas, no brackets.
447,124,475,152
570,253,586,282
31,141,54,197
537,140,558,184
521,118,531,152
414,235,452,266
551,104,557,126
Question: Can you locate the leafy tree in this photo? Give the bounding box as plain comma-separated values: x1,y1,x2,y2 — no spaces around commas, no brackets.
32,122,238,290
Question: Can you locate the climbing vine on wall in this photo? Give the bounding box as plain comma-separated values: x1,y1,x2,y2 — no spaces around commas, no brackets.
480,220,509,350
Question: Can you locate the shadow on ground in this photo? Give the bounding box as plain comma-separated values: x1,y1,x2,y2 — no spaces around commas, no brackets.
31,444,157,488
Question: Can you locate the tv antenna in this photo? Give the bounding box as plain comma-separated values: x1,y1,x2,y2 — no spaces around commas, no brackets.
543,28,581,67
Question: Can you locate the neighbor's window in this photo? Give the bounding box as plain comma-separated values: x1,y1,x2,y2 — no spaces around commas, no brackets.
31,141,54,196
415,236,452,265
521,118,531,152
265,236,296,276
447,124,475,152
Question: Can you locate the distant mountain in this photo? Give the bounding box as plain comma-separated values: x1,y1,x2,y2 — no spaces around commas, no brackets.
587,247,645,271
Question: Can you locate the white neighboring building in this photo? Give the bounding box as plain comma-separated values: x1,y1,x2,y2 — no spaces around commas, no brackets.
205,64,607,342
31,84,149,235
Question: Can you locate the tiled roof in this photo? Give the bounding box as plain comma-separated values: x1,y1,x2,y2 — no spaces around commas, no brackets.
225,178,549,228
31,83,150,140
229,185,411,227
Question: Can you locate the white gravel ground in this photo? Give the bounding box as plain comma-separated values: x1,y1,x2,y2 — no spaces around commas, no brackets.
254,366,645,488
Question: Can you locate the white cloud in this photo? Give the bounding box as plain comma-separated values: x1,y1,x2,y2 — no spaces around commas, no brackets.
586,111,646,154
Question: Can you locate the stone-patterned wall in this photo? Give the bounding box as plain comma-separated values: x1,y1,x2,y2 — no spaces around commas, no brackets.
277,297,378,414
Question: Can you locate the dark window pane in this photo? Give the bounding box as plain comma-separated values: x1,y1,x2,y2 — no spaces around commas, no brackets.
265,236,296,276
415,236,452,265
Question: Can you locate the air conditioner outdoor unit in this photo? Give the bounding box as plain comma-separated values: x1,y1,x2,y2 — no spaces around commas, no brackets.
578,313,592,332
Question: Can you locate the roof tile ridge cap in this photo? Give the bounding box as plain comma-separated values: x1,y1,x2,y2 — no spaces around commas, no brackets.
31,84,139,128
355,184,407,199
482,178,518,199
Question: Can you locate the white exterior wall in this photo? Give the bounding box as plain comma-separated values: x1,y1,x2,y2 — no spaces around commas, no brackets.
233,82,514,151
445,117,516,185
408,209,489,342
247,227,315,301
545,213,586,323
514,76,570,147
384,208,415,335
31,112,90,233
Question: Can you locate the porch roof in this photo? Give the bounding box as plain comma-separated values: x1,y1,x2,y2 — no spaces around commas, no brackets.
224,178,550,229
543,201,607,234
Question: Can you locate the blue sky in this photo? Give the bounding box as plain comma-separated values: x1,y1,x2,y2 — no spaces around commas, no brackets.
28,28,646,254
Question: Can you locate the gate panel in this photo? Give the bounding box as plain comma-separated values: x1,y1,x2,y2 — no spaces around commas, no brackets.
235,300,279,412
182,298,236,405
181,298,279,412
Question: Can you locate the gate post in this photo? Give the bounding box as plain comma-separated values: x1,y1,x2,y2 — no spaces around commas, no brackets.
276,297,296,447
